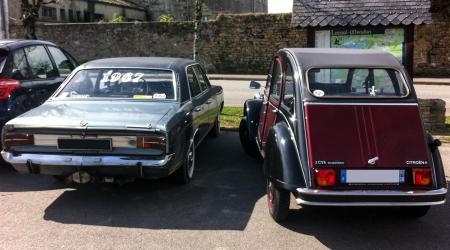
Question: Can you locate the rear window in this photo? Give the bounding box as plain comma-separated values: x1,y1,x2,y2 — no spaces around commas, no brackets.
55,68,176,100
308,68,408,98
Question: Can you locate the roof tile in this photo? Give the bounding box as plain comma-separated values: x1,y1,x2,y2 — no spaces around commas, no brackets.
292,0,432,27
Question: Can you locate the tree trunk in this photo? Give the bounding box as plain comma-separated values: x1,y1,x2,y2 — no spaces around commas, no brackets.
193,0,202,61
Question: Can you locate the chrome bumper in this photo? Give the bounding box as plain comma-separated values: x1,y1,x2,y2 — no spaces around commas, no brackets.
1,151,173,168
295,188,447,207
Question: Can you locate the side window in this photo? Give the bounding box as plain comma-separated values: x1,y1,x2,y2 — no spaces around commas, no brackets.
187,66,202,97
24,46,57,80
269,59,282,101
283,62,295,113
47,46,75,77
10,49,31,80
193,65,210,91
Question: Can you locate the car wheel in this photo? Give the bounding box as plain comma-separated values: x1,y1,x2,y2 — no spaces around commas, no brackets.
400,206,430,218
209,113,220,138
267,180,290,222
239,118,259,157
173,140,196,184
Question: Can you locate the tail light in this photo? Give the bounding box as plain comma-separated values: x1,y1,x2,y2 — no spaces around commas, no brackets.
0,78,20,100
3,132,34,147
412,169,432,186
315,169,336,187
137,136,166,151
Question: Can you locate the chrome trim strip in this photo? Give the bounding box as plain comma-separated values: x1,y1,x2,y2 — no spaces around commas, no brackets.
295,188,447,206
304,102,418,106
295,199,446,207
296,188,448,197
1,151,173,167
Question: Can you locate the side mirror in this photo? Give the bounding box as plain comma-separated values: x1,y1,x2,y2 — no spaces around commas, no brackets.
249,81,262,89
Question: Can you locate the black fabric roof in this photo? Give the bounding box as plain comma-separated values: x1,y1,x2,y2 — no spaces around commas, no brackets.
284,48,403,69
292,0,432,27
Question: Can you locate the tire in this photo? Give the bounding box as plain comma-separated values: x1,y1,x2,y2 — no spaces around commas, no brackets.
209,113,220,138
239,118,259,157
267,180,290,222
172,140,196,184
400,206,430,218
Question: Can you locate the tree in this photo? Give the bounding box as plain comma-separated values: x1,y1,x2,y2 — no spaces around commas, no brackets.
193,0,202,61
20,0,57,39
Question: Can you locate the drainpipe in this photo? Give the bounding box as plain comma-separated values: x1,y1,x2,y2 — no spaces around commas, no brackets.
0,0,9,39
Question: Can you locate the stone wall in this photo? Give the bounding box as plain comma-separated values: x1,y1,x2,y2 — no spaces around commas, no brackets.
414,5,450,77
10,13,305,74
9,12,449,76
199,14,306,73
418,99,447,132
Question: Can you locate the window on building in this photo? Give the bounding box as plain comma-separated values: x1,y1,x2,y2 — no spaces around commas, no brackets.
83,11,90,22
77,11,82,22
68,9,74,22
59,9,66,21
94,13,104,21
41,6,57,20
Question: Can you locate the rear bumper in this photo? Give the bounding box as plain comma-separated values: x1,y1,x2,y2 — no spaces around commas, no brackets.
295,188,447,206
1,151,176,179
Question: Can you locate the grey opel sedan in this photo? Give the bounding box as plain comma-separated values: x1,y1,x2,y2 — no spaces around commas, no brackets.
1,57,224,184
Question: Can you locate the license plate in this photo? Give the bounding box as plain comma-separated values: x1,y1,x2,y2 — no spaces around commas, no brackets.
57,138,112,151
340,170,405,184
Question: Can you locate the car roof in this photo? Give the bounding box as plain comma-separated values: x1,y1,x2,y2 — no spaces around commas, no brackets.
0,39,57,51
284,48,403,70
80,57,196,71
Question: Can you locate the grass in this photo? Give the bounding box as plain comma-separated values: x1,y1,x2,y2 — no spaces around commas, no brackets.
221,107,243,129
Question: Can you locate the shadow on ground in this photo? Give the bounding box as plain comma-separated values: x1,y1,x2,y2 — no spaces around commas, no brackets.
281,182,450,249
42,131,265,230
0,159,67,192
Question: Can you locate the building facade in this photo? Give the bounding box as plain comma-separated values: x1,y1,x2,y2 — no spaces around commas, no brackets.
8,0,148,25
130,0,268,21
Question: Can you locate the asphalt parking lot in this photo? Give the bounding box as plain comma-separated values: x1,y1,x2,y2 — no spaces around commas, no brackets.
0,131,449,249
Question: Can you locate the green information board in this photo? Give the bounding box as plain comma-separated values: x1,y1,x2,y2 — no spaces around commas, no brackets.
330,28,405,63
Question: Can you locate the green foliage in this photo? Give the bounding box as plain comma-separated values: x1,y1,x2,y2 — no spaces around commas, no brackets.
221,107,243,129
159,14,174,22
110,13,125,23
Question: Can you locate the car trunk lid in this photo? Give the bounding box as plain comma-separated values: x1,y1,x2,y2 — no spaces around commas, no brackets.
304,103,431,170
8,100,177,131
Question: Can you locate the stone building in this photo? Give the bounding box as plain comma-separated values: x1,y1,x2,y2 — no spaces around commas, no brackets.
130,0,268,21
6,0,148,25
291,0,449,76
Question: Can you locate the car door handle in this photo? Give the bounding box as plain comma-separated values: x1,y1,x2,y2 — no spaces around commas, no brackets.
206,99,213,104
194,107,203,112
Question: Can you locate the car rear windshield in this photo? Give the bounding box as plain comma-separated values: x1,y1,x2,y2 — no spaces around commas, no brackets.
55,68,176,100
307,68,408,98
